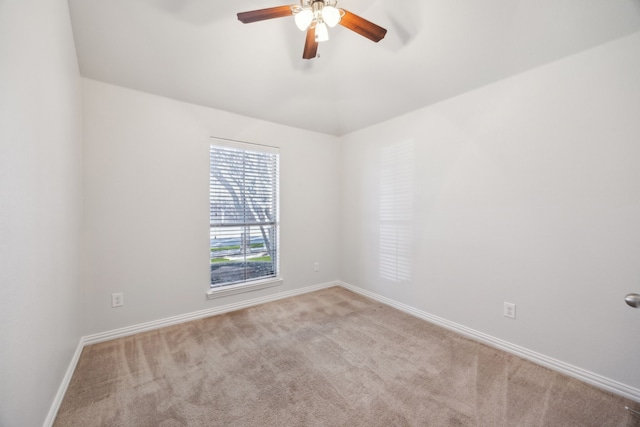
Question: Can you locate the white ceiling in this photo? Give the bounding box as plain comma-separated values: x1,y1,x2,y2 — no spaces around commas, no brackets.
68,0,640,136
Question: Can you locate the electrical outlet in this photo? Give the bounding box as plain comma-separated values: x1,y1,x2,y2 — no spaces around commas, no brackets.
504,302,516,319
314,262,320,272
112,293,124,308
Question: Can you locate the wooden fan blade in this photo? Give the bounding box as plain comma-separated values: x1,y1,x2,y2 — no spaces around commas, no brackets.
339,10,387,42
237,5,293,24
303,27,318,59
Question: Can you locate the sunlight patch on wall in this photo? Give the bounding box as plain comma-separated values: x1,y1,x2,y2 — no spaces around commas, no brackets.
379,139,414,283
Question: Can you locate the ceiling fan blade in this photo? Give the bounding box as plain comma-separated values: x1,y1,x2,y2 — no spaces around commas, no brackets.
237,5,293,24
339,10,387,42
303,27,318,59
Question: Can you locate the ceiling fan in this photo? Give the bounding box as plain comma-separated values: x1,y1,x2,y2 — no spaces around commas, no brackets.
237,0,387,59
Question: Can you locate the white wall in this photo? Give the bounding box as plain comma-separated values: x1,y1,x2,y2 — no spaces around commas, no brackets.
3,3,637,420
81,79,340,334
340,32,640,391
0,0,83,426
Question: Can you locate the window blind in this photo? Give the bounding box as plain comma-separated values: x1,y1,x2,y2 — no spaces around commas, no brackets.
209,142,279,288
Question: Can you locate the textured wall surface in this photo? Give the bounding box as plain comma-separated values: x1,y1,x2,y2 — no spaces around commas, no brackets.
81,79,341,335
340,32,640,392
0,0,83,425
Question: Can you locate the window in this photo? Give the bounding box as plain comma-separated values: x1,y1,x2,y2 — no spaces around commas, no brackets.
208,139,280,297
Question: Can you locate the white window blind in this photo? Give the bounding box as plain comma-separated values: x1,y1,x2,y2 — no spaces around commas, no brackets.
209,141,279,289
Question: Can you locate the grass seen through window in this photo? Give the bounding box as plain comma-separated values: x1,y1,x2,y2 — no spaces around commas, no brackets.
210,242,271,264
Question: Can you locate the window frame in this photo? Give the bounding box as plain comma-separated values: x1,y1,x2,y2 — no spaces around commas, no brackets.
207,138,282,299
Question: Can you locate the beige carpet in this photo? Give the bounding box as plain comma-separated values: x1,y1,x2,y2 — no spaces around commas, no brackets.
55,287,640,426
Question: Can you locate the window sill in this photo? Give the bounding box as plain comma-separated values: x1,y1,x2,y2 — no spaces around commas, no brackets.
207,277,283,299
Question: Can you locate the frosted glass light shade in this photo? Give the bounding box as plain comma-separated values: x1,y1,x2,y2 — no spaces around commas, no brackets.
294,9,314,31
322,6,341,27
315,22,329,42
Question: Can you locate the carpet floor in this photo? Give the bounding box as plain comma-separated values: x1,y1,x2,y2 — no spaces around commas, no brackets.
54,287,640,426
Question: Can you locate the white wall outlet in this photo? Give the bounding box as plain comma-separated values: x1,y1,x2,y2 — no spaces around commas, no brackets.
112,292,124,308
314,262,320,272
504,302,516,319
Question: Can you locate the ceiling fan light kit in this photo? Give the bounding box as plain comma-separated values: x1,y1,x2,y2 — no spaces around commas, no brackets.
321,5,342,28
292,0,343,34
237,0,387,59
294,8,314,31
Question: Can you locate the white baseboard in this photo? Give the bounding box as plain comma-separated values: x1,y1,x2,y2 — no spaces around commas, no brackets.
337,280,640,403
46,281,337,426
83,281,337,346
47,278,639,426
43,337,85,427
